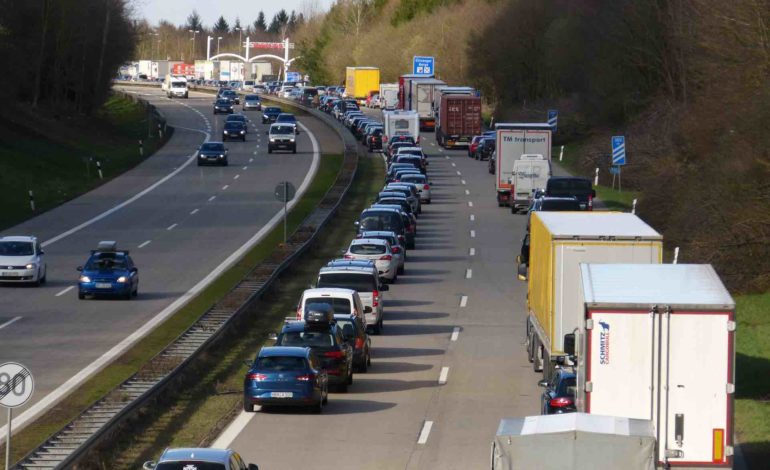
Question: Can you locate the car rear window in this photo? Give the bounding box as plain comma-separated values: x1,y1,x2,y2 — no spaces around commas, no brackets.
200,143,224,151
305,297,352,314
280,330,335,347
557,376,577,395
541,200,581,211
255,356,307,371
317,273,376,292
156,464,226,470
351,243,386,255
401,175,426,183
548,179,592,195
360,212,403,232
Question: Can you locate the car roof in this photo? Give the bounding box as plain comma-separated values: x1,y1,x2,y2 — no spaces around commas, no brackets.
0,236,36,243
202,141,225,146
301,287,357,298
324,258,376,268
352,238,388,245
160,448,232,462
258,346,310,358
360,230,398,238
396,147,423,152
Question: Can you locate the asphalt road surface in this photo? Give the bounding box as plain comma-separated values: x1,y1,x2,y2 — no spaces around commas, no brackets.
217,117,543,469
0,87,340,432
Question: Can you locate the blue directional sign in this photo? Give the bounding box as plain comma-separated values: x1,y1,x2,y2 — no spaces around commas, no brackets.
609,166,621,175
612,136,626,166
548,109,558,132
286,71,301,82
412,56,435,76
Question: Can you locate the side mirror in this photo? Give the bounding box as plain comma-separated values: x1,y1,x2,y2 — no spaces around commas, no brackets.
268,332,278,341
564,333,576,356
517,263,528,282
516,255,522,264
248,464,260,470
353,221,360,226
76,266,83,272
364,306,372,314
380,284,389,292
143,462,157,470
537,379,548,388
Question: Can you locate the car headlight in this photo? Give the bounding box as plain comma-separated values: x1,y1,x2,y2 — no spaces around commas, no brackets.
269,138,276,142
79,275,91,283
224,130,229,134
116,276,127,283
25,263,35,269
240,130,245,134
219,154,225,158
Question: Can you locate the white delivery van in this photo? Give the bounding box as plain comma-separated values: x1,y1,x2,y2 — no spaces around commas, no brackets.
162,74,188,98
379,83,399,110
510,154,551,213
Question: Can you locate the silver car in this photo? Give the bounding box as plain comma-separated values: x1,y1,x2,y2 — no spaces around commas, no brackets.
316,260,389,334
399,173,431,203
345,238,398,282
359,230,406,274
0,236,47,285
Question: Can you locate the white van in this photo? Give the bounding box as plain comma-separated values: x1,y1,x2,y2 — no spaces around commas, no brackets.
510,154,551,213
295,287,369,324
162,74,188,98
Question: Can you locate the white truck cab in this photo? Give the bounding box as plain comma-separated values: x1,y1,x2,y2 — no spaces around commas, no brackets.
510,154,551,213
162,74,188,98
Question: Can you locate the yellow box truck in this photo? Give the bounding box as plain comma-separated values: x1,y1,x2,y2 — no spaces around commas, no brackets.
345,67,380,104
518,212,663,380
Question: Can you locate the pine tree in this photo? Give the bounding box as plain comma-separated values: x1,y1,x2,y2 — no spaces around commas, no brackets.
254,11,267,32
186,9,202,31
213,16,229,34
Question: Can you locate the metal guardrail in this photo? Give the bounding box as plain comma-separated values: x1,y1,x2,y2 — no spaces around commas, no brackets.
13,89,360,469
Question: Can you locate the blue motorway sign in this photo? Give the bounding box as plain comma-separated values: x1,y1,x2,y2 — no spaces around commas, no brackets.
612,135,626,166
609,166,621,175
412,56,435,76
548,110,558,132
286,71,301,82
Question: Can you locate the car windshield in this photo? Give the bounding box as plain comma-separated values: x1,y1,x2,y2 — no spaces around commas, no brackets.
0,241,34,256
277,114,296,122
216,99,230,105
557,376,577,395
171,81,185,87
360,212,402,231
271,125,295,135
548,179,592,195
393,119,411,130
401,175,426,183
305,297,352,315
200,143,225,151
227,115,245,121
350,243,386,255
265,107,280,113
156,463,226,470
245,95,259,100
540,199,581,211
255,356,307,372
223,91,236,97
317,273,376,292
85,253,127,270
224,122,242,130
279,330,335,347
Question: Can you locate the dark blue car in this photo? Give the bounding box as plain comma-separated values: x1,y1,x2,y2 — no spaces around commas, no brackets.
77,241,138,300
243,346,328,413
539,369,577,415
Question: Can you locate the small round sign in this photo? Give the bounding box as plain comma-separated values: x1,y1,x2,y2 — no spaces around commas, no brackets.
274,181,296,203
0,362,34,408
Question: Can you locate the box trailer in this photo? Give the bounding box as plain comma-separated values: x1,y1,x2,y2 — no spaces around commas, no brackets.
345,67,380,103
571,263,735,469
409,78,446,130
494,123,552,206
398,74,434,110
383,110,419,144
433,86,475,120
492,413,656,470
379,83,399,110
520,212,663,380
436,94,482,149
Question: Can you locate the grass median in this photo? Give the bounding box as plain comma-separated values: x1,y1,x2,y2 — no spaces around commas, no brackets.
0,151,344,470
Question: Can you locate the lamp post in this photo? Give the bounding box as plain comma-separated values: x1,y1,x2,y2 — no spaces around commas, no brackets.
188,29,200,61
151,32,159,59
235,26,242,54
217,36,223,55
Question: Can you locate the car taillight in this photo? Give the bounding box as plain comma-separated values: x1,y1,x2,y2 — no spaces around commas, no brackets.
354,338,364,349
296,374,314,382
588,194,594,211
397,235,405,243
549,397,574,408
248,373,268,381
373,290,380,307
324,350,345,359
344,254,354,259
296,306,302,320
391,246,401,254
423,184,430,190
380,255,392,261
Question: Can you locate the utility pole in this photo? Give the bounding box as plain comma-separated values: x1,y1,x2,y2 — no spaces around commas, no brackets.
217,36,222,55
188,29,200,62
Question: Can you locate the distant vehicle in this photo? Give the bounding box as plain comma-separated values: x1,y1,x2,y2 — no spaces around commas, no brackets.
334,314,371,372
364,91,379,107
365,127,384,152
357,207,413,249
296,287,368,321
345,67,380,104
223,120,246,141
243,94,262,111
436,94,481,148
526,196,581,231
268,123,297,153
383,110,419,145
77,241,138,300
539,369,577,415
197,141,228,166
243,346,328,412
221,89,240,104
143,447,259,470
225,113,249,133
510,155,552,213
161,75,188,99
213,98,234,114
280,86,295,98
495,123,553,206
358,230,405,275
345,238,398,282
398,173,431,203
316,260,388,334
379,83,399,110
545,176,596,211
261,106,281,124
0,236,47,286
243,80,255,91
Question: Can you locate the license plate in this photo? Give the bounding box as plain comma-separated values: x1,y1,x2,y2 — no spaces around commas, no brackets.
95,282,112,289
270,392,293,398
1,271,19,277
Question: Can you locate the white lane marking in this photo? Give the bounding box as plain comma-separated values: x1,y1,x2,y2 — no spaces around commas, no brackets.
211,409,256,449
469,248,476,256
233,174,240,180
41,127,210,248
461,179,466,185
438,367,450,385
222,185,229,190
190,208,199,215
456,171,462,176
465,189,470,195
470,230,476,238
138,240,152,248
166,223,177,231
242,166,248,170
0,316,22,330
470,214,475,221
55,286,74,297
445,155,449,159
466,268,473,279
249,158,254,162
208,195,217,202
1,116,322,442
431,142,436,146
460,295,468,307
417,421,434,444
253,151,258,155
451,163,456,167
451,327,461,341
468,201,473,207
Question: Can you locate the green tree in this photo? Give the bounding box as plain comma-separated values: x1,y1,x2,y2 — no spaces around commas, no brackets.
186,9,202,31
268,9,289,34
253,11,266,32
213,15,229,34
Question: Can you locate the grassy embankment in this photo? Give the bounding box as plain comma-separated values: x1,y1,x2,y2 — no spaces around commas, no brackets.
0,95,168,230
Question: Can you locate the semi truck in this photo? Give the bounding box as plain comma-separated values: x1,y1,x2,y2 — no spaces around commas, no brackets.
409,78,446,130
433,86,475,119
383,110,419,144
435,94,482,148
379,83,399,110
494,123,552,206
517,212,663,381
398,73,434,110
570,263,735,469
345,67,380,104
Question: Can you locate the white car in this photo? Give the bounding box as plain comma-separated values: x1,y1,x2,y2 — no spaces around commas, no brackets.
345,238,398,282
358,231,405,274
398,173,431,204
280,87,295,98
295,287,369,323
0,236,47,285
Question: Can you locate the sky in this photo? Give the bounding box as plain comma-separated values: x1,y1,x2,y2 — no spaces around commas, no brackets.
133,0,335,28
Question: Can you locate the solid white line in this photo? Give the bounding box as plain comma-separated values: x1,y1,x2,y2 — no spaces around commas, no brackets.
1,117,322,443
456,171,462,176
460,295,468,307
470,214,475,221
451,163,456,167
242,166,248,170
208,195,217,202
438,367,450,385
55,286,75,297
461,179,466,185
469,248,476,256
253,151,258,155
166,223,177,231
138,240,152,248
465,189,470,195
222,185,229,190
466,268,473,279
233,174,240,180
417,421,434,444
190,208,199,215
445,155,449,159
0,316,22,330
451,327,461,341
211,410,256,449
249,158,254,162
470,230,476,238
468,201,473,207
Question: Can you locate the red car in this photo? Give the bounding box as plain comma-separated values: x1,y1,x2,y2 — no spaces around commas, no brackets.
468,135,484,158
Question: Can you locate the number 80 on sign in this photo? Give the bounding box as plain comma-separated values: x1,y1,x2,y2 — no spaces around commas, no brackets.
0,362,34,408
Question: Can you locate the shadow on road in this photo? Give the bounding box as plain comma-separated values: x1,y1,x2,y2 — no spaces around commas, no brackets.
386,310,449,321
374,347,445,358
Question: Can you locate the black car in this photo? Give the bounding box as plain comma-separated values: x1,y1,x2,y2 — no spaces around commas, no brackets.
213,98,234,114
477,136,496,161
274,304,354,392
334,314,371,372
357,207,413,249
539,369,577,414
221,89,240,104
197,141,228,166
366,127,384,152
545,176,596,210
223,121,246,141
525,196,582,223
276,113,298,125
262,106,282,124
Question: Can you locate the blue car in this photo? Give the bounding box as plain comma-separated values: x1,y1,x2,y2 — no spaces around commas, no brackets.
77,241,139,300
243,346,328,413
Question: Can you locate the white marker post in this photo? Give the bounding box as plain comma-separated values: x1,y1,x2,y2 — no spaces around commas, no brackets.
139,139,144,157
28,190,35,212
673,247,680,264
594,168,599,186
96,161,103,180
632,198,637,214
559,145,564,162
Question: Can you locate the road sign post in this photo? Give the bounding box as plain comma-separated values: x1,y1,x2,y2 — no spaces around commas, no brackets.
548,110,558,132
611,136,626,192
412,56,435,76
274,182,296,244
1,362,35,470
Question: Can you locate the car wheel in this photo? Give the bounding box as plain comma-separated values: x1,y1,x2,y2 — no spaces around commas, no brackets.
78,292,85,300
337,381,348,393
397,265,404,275
197,161,202,166
511,206,518,214
40,269,47,284
322,385,329,404
223,159,229,166
268,147,272,154
347,368,353,385
533,336,543,373
243,401,255,413
133,285,138,297
242,136,246,142
124,289,132,301
292,146,296,154
367,349,372,367
372,324,381,335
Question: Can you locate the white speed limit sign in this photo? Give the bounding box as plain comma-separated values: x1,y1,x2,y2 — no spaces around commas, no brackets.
0,362,34,408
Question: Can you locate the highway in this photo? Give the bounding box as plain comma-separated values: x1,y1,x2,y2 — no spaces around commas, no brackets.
214,120,543,469
0,87,340,432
